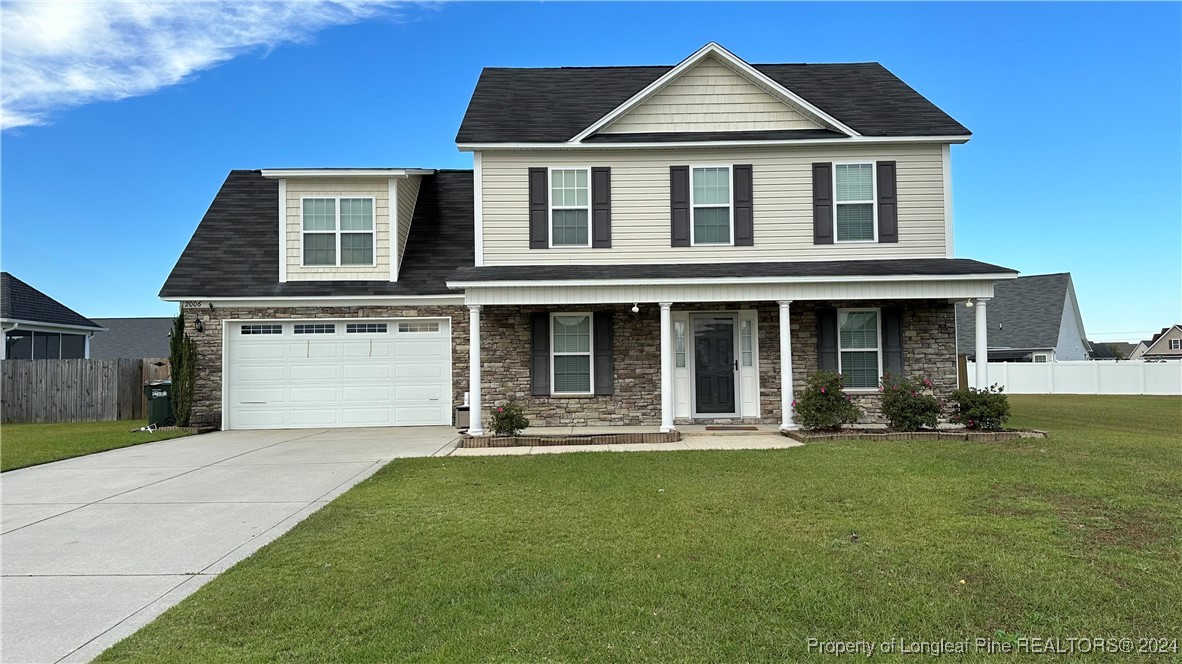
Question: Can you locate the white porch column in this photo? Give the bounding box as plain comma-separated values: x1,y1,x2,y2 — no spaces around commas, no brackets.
778,300,796,430
974,298,990,388
659,302,675,433
468,304,484,436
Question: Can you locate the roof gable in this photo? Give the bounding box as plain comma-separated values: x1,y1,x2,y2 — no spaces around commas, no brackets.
1142,324,1182,355
0,272,101,329
456,47,970,145
581,43,850,141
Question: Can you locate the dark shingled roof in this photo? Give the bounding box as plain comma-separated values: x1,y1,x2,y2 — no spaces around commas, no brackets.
449,258,1015,284
89,317,174,359
955,273,1077,358
160,170,474,298
457,62,970,143
1,272,101,329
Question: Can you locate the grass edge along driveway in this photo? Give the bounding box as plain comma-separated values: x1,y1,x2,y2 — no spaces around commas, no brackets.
1,420,194,472
98,395,1181,663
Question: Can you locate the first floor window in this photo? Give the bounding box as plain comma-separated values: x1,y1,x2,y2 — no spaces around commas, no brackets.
691,166,731,244
1032,353,1049,363
551,313,592,394
835,163,875,242
302,197,374,266
837,309,880,389
550,169,589,246
4,331,86,359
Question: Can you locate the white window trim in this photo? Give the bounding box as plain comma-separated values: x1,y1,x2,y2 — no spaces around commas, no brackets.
836,307,883,392
300,196,378,267
550,311,594,396
832,161,878,244
689,164,734,247
547,167,592,248
1032,353,1049,363
1171,339,1182,351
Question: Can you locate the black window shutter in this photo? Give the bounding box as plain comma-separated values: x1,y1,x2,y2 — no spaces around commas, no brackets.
877,161,898,243
591,167,611,248
670,166,690,247
528,168,548,249
733,164,754,246
882,306,904,377
812,163,834,245
593,313,614,395
817,306,838,372
530,312,550,395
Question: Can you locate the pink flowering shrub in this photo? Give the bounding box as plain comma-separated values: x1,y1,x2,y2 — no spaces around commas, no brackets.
793,371,861,430
879,371,943,431
949,384,1010,430
489,402,530,436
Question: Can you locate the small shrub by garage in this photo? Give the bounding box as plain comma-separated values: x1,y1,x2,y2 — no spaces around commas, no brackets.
793,371,861,431
879,372,943,431
949,384,1011,430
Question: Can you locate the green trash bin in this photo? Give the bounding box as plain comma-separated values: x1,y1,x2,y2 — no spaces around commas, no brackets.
143,380,173,427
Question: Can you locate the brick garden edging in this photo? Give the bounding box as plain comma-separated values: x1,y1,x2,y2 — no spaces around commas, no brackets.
781,429,1048,443
458,431,682,448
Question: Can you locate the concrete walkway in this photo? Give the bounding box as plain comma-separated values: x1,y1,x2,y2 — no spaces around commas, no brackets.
450,434,802,456
0,426,458,664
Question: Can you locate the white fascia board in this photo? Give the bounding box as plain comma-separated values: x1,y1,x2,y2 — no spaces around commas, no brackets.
447,272,1018,290
570,42,860,142
0,318,108,333
457,135,971,152
160,295,464,308
259,169,435,179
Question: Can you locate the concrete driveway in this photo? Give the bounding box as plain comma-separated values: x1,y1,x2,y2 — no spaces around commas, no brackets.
1,426,458,664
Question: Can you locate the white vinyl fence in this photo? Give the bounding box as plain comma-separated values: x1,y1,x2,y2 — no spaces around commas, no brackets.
967,360,1182,395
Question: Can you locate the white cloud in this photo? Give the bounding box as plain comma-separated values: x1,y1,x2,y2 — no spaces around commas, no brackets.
1,1,400,130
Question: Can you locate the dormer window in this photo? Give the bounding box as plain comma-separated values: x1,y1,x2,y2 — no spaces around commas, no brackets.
302,197,375,266
834,163,876,242
550,169,590,247
691,166,732,245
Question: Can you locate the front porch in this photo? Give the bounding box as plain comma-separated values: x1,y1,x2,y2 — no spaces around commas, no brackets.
464,298,982,432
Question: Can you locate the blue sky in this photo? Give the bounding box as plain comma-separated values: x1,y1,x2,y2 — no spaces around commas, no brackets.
2,1,1179,343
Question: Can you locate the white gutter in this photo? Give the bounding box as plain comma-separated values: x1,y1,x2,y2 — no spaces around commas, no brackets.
457,135,971,152
0,318,108,333
447,272,1018,290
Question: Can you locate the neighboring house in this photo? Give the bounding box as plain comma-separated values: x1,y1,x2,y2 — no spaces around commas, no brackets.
1,272,104,360
1088,341,1135,360
1129,325,1182,360
89,317,175,359
955,272,1090,363
161,42,1016,432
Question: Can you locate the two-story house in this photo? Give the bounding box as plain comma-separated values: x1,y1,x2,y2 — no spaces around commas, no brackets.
161,43,1015,433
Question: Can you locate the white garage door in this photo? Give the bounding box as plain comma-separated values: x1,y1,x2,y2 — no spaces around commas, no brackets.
224,318,451,430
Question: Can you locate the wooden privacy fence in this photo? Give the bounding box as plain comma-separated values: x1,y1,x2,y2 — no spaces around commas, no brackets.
1,358,170,424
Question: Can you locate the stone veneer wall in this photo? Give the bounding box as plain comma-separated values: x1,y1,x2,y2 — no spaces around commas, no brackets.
185,305,468,430
478,299,957,427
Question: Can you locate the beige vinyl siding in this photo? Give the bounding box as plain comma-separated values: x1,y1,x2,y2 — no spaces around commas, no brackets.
286,178,391,281
600,56,823,135
396,175,422,273
480,143,947,265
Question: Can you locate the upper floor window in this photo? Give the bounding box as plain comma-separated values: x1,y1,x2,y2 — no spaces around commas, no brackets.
837,308,880,390
1171,339,1181,351
550,169,589,247
302,197,374,266
834,163,876,242
692,166,731,245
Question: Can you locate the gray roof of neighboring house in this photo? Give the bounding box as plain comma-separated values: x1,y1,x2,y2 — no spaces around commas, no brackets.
160,170,474,298
956,273,1084,356
457,62,970,143
1088,341,1136,359
88,317,174,359
450,258,1015,284
0,272,101,329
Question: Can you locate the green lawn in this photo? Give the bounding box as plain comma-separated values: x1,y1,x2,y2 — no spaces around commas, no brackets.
100,396,1181,663
1,420,194,472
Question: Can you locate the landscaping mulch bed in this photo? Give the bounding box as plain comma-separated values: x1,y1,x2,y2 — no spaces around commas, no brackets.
782,428,1048,443
459,431,681,448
